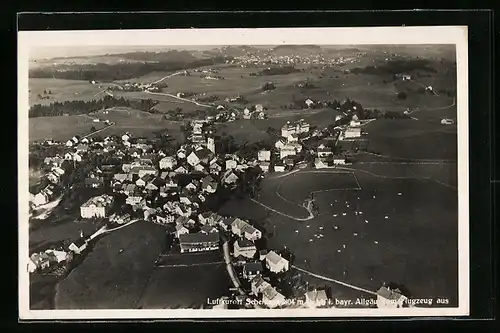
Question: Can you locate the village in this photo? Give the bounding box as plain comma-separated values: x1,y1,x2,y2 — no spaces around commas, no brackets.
27,96,415,310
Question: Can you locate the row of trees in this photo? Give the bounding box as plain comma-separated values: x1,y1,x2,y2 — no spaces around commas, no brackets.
29,95,159,118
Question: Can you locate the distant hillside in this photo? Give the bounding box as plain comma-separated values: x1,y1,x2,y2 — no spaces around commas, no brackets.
115,50,204,63
29,52,233,81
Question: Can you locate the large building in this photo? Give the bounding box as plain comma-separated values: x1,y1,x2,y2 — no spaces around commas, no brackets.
281,120,310,138
80,194,114,219
179,231,220,253
342,127,362,139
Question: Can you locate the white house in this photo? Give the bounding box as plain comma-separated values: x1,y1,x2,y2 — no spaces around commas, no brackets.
333,157,346,165
342,128,361,139
305,289,329,308
187,151,201,167
69,238,88,255
441,118,455,125
80,195,114,219
225,159,237,170
265,251,289,274
250,275,271,296
33,192,50,207
258,149,271,162
280,146,296,159
175,224,190,238
159,156,177,170
223,170,239,185
233,238,257,259
275,139,286,150
174,165,188,174
177,148,187,159
274,164,286,172
305,98,315,108
317,144,333,157
242,224,262,242
259,161,270,173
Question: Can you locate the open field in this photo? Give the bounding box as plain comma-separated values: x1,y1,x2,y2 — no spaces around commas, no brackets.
54,221,166,309
29,115,105,142
136,263,230,309
364,119,457,160
219,167,458,306
30,274,60,310
29,107,183,142
29,78,104,106
277,171,361,204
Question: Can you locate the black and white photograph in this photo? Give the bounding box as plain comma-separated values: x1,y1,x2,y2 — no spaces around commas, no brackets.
18,27,469,319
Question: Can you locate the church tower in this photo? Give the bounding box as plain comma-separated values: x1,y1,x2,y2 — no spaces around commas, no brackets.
207,136,216,154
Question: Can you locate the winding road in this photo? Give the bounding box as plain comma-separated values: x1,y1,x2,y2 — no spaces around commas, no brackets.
145,91,212,108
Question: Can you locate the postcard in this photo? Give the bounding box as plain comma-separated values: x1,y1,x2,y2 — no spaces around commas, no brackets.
18,26,469,319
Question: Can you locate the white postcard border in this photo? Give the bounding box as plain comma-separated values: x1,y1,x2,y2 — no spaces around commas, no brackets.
18,26,469,320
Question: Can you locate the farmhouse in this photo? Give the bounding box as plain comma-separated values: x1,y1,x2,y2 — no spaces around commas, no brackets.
233,238,257,259
305,98,315,108
80,195,114,219
178,232,220,253
265,251,289,273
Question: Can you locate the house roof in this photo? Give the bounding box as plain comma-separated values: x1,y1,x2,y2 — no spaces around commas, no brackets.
175,223,188,231
231,218,249,230
235,238,256,249
251,275,270,289
113,173,128,181
262,285,279,300
242,224,258,235
266,251,286,265
179,232,219,244
72,237,87,248
140,174,154,183
244,262,263,272
201,225,216,233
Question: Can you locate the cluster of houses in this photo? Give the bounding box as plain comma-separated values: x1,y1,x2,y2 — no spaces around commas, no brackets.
229,50,363,67
30,184,58,208
28,248,71,274
217,216,292,309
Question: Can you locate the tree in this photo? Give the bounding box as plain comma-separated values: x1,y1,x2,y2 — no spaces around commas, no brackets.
90,126,97,132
